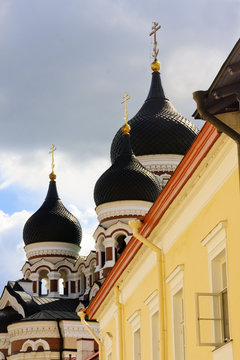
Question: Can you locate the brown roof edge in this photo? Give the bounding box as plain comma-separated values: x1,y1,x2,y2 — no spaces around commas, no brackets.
193,38,240,118
86,122,220,319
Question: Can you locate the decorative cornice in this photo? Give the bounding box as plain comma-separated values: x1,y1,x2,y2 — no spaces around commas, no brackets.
8,322,59,341
60,321,99,339
24,242,80,262
86,123,220,319
137,154,183,173
96,200,153,223
28,253,76,261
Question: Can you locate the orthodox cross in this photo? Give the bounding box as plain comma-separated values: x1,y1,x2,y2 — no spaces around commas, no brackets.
149,22,161,60
121,93,130,124
49,144,56,173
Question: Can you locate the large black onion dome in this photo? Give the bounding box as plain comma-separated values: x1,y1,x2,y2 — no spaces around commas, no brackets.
23,180,82,246
111,71,199,163
94,133,162,206
0,306,23,332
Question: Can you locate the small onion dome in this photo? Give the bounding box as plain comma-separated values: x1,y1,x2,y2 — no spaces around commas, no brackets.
0,306,23,332
94,132,162,206
111,71,199,163
23,180,82,246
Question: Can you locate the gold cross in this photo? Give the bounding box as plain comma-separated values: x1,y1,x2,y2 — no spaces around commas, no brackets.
149,22,161,60
121,93,130,123
49,144,56,173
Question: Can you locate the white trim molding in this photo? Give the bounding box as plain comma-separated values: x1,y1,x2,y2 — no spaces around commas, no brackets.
144,290,158,316
8,321,59,341
24,242,80,263
128,310,141,333
166,265,184,295
201,221,227,260
95,200,153,224
137,154,183,173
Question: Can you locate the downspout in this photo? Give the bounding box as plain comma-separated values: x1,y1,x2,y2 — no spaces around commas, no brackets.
57,319,63,360
114,286,124,360
193,90,240,182
129,219,166,360
78,309,104,360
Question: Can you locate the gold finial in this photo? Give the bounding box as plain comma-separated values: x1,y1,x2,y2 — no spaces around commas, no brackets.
121,93,131,134
149,22,161,72
49,144,56,181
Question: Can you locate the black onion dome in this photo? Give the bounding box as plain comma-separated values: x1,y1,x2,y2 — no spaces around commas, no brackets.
0,306,23,332
111,71,199,163
23,180,82,246
94,133,162,206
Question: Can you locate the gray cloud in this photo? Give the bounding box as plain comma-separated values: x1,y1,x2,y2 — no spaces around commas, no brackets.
0,0,239,161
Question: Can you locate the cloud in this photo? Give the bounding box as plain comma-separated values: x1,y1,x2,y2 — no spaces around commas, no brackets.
1,0,238,157
0,205,98,295
68,204,97,256
161,45,226,121
0,210,30,293
0,149,110,210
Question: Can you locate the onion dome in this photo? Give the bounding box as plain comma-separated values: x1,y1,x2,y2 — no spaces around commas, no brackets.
23,178,82,246
110,70,199,163
94,129,162,206
0,306,23,332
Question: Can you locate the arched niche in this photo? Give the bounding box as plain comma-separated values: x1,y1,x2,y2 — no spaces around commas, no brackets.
38,269,49,296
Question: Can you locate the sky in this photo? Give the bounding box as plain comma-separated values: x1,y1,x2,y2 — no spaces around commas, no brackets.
0,0,239,293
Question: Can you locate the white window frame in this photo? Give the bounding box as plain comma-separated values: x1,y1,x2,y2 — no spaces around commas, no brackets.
128,310,141,360
166,265,186,360
144,290,159,360
197,221,232,350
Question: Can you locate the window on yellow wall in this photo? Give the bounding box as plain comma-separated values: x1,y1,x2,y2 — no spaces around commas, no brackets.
152,311,160,360
134,328,141,360
212,251,230,343
196,221,231,347
144,290,160,360
128,310,141,360
166,265,185,360
173,288,186,360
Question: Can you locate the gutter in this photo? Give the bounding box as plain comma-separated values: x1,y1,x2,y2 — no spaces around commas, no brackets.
114,286,123,360
129,219,167,360
193,90,240,181
57,319,63,360
78,309,103,360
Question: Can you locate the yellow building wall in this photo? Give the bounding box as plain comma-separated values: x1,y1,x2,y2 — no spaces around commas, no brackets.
101,265,158,359
164,167,240,360
97,138,240,360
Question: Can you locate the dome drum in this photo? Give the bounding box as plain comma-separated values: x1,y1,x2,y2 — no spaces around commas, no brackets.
24,241,81,264
95,199,154,226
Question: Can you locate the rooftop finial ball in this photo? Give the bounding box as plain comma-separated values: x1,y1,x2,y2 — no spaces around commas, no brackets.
151,60,160,72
